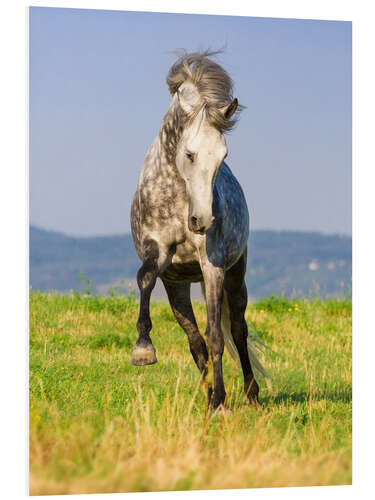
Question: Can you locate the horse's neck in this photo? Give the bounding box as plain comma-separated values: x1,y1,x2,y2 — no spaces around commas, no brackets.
159,98,185,163
141,100,183,180
138,139,183,211
138,101,186,207
141,136,178,180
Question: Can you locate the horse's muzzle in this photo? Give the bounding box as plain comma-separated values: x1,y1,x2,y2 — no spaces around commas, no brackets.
189,215,214,234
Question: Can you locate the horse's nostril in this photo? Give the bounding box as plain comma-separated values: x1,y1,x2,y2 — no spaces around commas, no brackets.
190,215,208,234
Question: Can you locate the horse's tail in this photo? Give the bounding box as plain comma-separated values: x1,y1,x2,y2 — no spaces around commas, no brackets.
200,285,270,381
220,291,241,363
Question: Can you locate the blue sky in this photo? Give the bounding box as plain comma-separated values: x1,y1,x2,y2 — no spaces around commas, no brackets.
29,7,351,236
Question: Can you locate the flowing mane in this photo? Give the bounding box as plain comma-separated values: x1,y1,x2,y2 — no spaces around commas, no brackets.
166,50,243,132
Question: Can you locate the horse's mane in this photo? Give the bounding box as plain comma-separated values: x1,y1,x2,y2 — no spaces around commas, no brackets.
166,50,243,132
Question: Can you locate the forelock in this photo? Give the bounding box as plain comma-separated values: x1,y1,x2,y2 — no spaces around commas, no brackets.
166,50,243,132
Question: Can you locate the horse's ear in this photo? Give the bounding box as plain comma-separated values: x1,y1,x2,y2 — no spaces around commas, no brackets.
222,98,238,120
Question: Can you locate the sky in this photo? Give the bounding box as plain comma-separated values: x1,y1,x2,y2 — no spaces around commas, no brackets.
29,7,352,237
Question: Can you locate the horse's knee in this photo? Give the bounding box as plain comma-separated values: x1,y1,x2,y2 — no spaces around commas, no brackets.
137,262,157,291
137,239,160,289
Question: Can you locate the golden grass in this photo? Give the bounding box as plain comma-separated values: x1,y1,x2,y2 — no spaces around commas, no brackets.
29,294,352,495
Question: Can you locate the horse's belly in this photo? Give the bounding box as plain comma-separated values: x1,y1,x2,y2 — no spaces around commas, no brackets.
161,262,203,283
158,235,202,283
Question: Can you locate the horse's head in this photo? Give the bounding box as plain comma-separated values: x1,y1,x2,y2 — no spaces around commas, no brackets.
174,81,238,235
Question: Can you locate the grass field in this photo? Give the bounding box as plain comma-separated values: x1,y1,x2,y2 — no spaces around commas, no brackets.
29,291,352,495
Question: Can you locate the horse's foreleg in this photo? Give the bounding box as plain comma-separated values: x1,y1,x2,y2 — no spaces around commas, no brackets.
131,239,161,366
162,280,209,381
202,264,226,410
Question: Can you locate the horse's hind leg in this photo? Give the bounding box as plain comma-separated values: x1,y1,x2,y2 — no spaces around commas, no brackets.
162,281,210,386
224,249,259,406
131,239,161,366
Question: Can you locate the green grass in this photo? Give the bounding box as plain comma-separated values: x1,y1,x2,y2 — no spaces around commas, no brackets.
29,292,352,495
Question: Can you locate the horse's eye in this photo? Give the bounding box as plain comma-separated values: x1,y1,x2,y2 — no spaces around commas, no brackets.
186,151,194,162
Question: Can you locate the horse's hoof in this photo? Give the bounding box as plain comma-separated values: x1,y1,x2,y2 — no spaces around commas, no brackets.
131,344,157,366
213,405,232,417
246,397,261,409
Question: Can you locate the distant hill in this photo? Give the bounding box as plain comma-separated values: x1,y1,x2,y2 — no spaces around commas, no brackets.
30,225,351,299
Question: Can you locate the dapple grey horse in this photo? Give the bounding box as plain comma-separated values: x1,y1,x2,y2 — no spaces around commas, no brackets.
130,51,266,411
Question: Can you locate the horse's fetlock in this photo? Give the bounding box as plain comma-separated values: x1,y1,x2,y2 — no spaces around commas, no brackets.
245,377,260,406
137,318,152,336
210,389,226,410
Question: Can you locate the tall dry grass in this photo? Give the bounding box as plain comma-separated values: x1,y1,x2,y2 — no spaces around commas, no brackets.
29,293,352,495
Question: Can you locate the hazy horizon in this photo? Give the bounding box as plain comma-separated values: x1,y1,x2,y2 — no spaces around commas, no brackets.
30,222,352,240
30,8,352,237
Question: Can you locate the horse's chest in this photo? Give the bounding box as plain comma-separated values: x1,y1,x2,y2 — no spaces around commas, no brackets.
159,238,202,283
139,178,187,231
161,245,198,283
171,239,199,264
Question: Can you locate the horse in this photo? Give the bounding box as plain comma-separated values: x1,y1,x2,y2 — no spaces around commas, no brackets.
130,51,266,412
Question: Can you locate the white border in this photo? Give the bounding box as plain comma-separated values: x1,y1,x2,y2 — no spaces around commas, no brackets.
23,0,355,20
1,1,374,499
